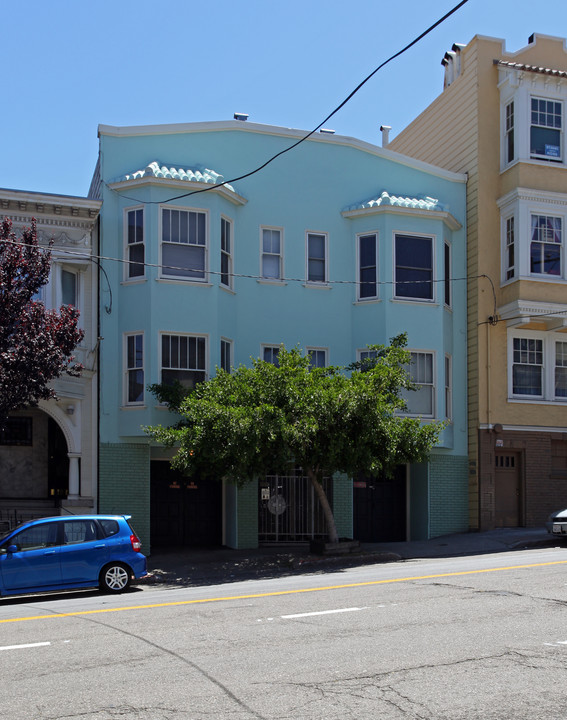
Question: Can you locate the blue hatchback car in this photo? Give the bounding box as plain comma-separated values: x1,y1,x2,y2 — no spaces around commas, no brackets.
0,515,147,597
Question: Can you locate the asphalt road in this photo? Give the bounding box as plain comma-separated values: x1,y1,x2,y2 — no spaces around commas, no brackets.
2,546,567,719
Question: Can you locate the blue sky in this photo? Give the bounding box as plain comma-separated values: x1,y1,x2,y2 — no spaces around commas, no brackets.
1,0,565,197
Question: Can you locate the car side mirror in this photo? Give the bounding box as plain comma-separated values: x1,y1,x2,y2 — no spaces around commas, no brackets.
6,545,19,554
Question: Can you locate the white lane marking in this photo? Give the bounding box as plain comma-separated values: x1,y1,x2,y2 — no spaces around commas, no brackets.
0,642,51,651
282,606,369,619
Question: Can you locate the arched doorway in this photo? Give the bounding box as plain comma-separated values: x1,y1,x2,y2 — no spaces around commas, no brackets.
0,409,68,527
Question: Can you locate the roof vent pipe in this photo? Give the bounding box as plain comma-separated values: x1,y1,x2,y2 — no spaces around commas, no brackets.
380,125,391,147
234,113,249,121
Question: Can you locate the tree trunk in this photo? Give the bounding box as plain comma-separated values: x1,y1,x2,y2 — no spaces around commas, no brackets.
307,469,339,543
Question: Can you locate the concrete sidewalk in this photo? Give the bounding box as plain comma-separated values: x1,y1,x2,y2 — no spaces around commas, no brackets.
143,527,562,589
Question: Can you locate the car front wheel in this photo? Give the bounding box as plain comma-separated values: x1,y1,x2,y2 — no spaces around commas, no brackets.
100,563,131,593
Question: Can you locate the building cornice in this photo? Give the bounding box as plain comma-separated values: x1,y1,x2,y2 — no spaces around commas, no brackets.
497,187,567,209
98,120,468,184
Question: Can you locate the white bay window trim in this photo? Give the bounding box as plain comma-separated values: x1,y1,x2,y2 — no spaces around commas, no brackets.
160,206,208,282
499,189,567,285
124,332,144,406
400,350,436,418
160,333,208,389
498,67,566,170
124,206,145,281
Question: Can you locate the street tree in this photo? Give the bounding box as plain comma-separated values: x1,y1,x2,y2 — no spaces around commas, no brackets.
0,218,84,424
147,337,442,543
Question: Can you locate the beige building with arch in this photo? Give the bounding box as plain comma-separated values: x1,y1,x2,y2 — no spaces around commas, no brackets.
0,188,101,527
389,33,567,530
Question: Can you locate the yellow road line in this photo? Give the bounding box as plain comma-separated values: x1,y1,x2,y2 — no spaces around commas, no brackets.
2,559,567,625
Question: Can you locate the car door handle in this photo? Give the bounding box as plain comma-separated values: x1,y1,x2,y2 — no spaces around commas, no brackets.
93,544,106,549
43,550,56,556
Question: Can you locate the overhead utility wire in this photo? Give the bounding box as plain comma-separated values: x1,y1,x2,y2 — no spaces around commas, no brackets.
2,236,477,289
107,0,470,206
7,237,560,327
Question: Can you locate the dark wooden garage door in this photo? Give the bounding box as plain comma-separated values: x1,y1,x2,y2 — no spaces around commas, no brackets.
353,466,406,542
150,461,222,547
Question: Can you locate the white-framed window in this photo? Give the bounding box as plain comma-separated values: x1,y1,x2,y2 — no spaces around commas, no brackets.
505,215,516,281
161,207,207,280
262,345,280,366
261,227,283,280
357,232,378,300
220,338,232,373
508,331,567,402
530,214,562,277
125,207,144,279
161,333,207,388
505,100,515,165
306,347,327,368
61,267,78,307
394,234,434,301
444,241,451,307
531,97,562,162
555,341,567,399
401,351,435,417
499,190,567,284
511,336,543,397
445,354,452,420
306,232,328,284
220,217,233,289
125,333,144,405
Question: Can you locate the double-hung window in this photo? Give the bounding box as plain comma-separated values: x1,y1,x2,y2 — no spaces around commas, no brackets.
555,342,567,398
395,234,433,301
445,355,452,420
444,242,451,307
306,232,327,284
125,333,144,404
530,214,562,277
510,334,567,402
220,217,233,288
61,268,78,307
161,334,206,388
505,101,515,165
512,337,543,397
531,97,562,162
401,351,435,417
261,228,282,280
126,208,144,279
220,338,232,373
505,216,516,281
161,208,207,280
307,348,327,368
262,345,280,367
358,233,377,300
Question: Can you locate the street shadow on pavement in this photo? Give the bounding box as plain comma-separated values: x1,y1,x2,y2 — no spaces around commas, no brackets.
143,548,402,590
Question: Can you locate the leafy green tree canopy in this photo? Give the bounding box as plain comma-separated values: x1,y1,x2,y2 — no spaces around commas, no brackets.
147,335,443,543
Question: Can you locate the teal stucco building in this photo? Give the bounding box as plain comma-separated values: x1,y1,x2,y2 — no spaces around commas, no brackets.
89,119,468,550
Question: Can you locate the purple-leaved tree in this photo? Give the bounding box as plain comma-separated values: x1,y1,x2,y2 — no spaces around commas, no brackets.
0,218,84,425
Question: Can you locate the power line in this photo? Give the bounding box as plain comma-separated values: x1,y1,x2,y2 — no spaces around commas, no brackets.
7,236,565,328
106,0,470,206
1,235,476,289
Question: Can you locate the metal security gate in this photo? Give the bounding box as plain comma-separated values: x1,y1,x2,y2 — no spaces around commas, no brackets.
258,471,332,544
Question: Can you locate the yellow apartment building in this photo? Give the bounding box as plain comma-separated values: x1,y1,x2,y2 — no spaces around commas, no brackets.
389,34,567,530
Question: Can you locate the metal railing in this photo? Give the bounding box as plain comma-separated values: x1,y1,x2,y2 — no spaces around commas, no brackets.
259,472,332,544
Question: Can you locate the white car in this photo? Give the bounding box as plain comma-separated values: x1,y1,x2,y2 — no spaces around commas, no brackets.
546,508,567,538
